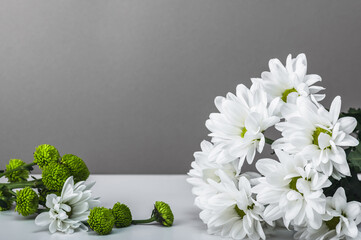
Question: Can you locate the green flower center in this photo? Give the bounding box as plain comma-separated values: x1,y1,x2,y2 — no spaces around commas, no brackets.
281,88,297,102
312,127,332,146
247,203,255,210
240,128,247,138
235,203,254,219
289,176,302,192
66,208,73,218
325,216,340,230
235,205,246,219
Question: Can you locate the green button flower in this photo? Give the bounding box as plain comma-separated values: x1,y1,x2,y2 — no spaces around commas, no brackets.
153,201,174,227
112,202,132,228
15,187,39,216
41,162,71,191
5,159,29,183
88,207,115,235
60,154,89,182
34,144,60,169
132,201,174,227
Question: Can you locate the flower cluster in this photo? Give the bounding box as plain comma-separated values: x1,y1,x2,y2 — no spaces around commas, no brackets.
188,53,361,240
86,200,174,235
0,144,94,232
0,144,175,236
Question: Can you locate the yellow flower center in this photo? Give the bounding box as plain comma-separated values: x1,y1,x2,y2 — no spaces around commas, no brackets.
281,88,297,102
240,128,247,138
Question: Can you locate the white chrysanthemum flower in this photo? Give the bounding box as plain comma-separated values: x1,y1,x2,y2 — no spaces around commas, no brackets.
253,53,325,115
239,171,262,187
200,171,266,240
187,140,237,209
253,150,331,229
274,96,359,179
294,187,361,240
35,176,100,234
206,83,280,170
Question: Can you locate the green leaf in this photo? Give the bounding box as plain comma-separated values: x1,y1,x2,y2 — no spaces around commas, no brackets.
0,199,7,208
324,166,361,201
348,144,361,172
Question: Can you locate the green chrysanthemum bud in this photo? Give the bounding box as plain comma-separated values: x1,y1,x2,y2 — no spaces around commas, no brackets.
5,159,29,183
41,162,71,191
15,187,39,216
34,144,60,169
153,201,174,227
0,190,14,211
60,154,89,182
88,207,115,235
112,202,132,228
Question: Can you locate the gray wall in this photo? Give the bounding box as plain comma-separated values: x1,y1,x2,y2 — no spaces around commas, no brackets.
0,0,360,174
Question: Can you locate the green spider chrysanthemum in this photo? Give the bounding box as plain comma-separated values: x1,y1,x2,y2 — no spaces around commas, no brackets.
34,144,60,169
88,207,115,235
15,187,39,216
0,189,14,211
41,162,71,191
60,154,89,182
153,201,174,227
5,159,29,183
112,202,132,228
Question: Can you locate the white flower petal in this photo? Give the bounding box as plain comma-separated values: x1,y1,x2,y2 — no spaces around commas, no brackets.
329,96,341,125
338,117,357,134
49,220,57,234
345,202,361,220
318,133,332,150
35,212,52,226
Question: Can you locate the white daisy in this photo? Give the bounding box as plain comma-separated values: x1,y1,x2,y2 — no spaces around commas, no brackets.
187,140,237,209
253,150,331,229
254,53,324,109
274,96,359,179
206,83,279,170
200,170,266,240
294,187,361,240
35,176,100,234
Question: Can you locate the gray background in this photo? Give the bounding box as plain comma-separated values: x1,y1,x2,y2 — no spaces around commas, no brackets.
0,0,360,174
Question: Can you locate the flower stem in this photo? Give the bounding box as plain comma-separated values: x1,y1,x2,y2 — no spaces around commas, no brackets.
265,137,274,145
8,190,17,197
132,217,156,225
0,179,43,190
0,162,36,178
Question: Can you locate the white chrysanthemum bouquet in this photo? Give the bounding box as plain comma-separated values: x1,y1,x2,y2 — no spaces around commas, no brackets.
188,54,361,240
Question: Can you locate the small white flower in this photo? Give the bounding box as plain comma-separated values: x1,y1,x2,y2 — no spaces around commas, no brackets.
187,140,237,209
274,96,359,179
253,53,325,117
206,83,279,170
35,176,100,234
253,150,331,229
201,171,266,240
295,187,361,240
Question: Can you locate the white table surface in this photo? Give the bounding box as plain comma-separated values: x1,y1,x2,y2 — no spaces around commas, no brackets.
0,174,293,240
